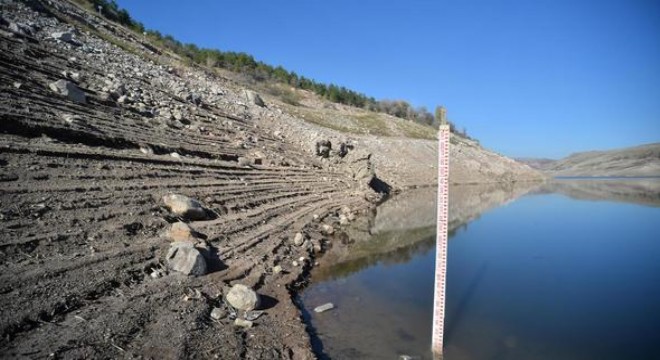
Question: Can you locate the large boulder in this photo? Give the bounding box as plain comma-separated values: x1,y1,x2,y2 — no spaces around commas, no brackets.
345,149,375,185
162,194,208,220
244,90,265,107
166,242,207,276
49,80,86,104
226,284,260,311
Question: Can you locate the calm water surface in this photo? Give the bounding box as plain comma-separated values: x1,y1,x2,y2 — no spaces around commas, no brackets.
299,180,660,359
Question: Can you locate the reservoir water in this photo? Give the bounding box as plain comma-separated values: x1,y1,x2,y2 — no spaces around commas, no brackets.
299,179,660,359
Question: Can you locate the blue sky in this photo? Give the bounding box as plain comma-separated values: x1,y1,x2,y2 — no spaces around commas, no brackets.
116,0,659,159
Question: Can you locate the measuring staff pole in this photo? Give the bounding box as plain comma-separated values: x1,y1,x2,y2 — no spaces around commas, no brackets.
432,107,450,357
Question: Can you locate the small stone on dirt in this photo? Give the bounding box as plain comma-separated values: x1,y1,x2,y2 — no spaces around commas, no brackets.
293,232,304,246
210,307,226,320
139,145,153,155
314,303,335,313
166,242,207,276
51,31,76,44
272,265,283,274
234,318,253,328
226,284,260,311
162,194,208,220
321,224,334,235
49,79,86,104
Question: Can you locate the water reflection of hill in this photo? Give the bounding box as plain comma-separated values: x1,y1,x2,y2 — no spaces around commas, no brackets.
313,182,542,282
538,179,660,207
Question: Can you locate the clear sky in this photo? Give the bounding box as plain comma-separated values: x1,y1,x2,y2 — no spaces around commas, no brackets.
116,0,659,159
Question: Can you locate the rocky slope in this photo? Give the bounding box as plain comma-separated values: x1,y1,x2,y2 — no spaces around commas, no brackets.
0,0,542,358
520,143,660,177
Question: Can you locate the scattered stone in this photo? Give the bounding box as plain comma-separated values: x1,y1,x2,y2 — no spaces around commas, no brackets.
314,303,335,313
321,224,334,235
172,109,184,121
49,80,86,104
51,30,80,45
293,232,304,246
244,310,264,321
210,307,226,320
292,260,299,267
117,95,129,104
226,284,260,311
234,318,253,328
170,152,182,159
315,140,332,158
339,214,349,225
272,265,283,274
337,142,349,158
139,144,153,155
162,194,208,220
244,90,265,107
13,82,21,89
52,31,73,42
398,355,421,360
166,242,207,276
61,113,80,125
186,92,202,106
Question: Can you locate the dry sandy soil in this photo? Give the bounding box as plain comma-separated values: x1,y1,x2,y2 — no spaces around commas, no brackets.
0,1,542,358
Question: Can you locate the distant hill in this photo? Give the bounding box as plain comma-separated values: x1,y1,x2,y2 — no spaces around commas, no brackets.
515,157,556,170
521,143,660,177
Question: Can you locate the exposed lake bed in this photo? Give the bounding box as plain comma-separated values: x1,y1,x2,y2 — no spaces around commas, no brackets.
300,179,660,359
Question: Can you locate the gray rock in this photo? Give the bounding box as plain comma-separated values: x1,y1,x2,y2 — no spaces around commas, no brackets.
49,80,86,104
186,93,202,106
162,194,208,220
139,144,154,155
172,109,184,121
226,284,260,311
210,307,226,320
52,31,80,45
166,242,207,276
244,90,265,107
293,232,304,246
314,303,335,313
316,140,332,158
321,224,334,235
234,318,253,328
